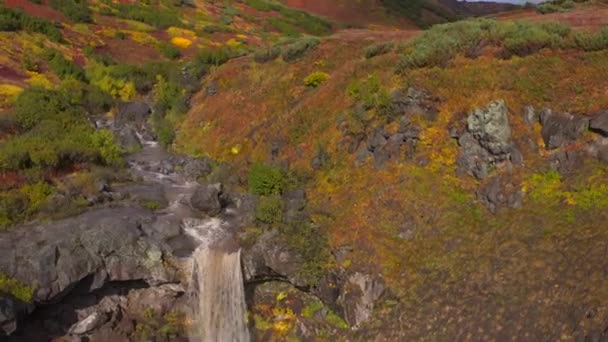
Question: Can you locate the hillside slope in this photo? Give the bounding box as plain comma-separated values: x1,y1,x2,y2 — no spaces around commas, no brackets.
174,4,608,339
2,0,608,340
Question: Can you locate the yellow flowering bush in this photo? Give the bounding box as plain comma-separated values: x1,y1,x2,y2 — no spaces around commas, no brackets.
171,36,193,49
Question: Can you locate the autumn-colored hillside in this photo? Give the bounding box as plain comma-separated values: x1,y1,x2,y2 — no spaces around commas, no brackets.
173,3,608,339
3,0,608,340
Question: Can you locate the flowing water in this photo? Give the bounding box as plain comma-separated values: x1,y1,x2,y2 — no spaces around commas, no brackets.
126,127,250,341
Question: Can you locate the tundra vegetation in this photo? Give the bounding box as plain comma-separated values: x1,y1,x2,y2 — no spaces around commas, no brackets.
2,0,608,339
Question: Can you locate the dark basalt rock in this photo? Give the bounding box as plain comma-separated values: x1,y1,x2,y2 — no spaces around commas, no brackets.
540,109,589,149
115,102,151,128
190,183,224,216
0,207,180,337
242,230,308,287
389,87,439,121
477,174,524,213
549,149,586,175
589,110,608,137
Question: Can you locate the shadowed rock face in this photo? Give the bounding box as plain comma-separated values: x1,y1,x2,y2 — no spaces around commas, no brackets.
0,207,184,337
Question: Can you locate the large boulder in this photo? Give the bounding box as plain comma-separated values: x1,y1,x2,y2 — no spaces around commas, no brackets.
183,157,213,181
540,109,588,149
456,101,519,179
190,183,224,216
0,208,180,336
467,100,512,155
115,102,151,128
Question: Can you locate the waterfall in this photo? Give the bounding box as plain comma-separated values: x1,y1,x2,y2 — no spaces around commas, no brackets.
127,125,250,341
185,218,250,342
190,247,250,342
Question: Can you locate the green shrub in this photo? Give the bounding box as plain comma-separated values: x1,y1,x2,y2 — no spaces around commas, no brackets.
253,46,281,63
86,61,139,100
0,192,27,229
1,86,122,172
304,71,329,87
347,74,391,111
12,87,69,130
277,6,332,36
91,130,123,166
153,118,176,147
537,0,575,14
195,47,232,66
248,163,286,196
159,42,181,60
500,21,569,56
365,42,394,59
45,50,85,81
0,6,62,41
266,17,301,38
241,0,281,12
282,37,320,62
396,19,573,72
108,2,182,29
19,181,53,214
575,27,608,52
382,0,455,28
50,0,92,23
255,194,284,224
